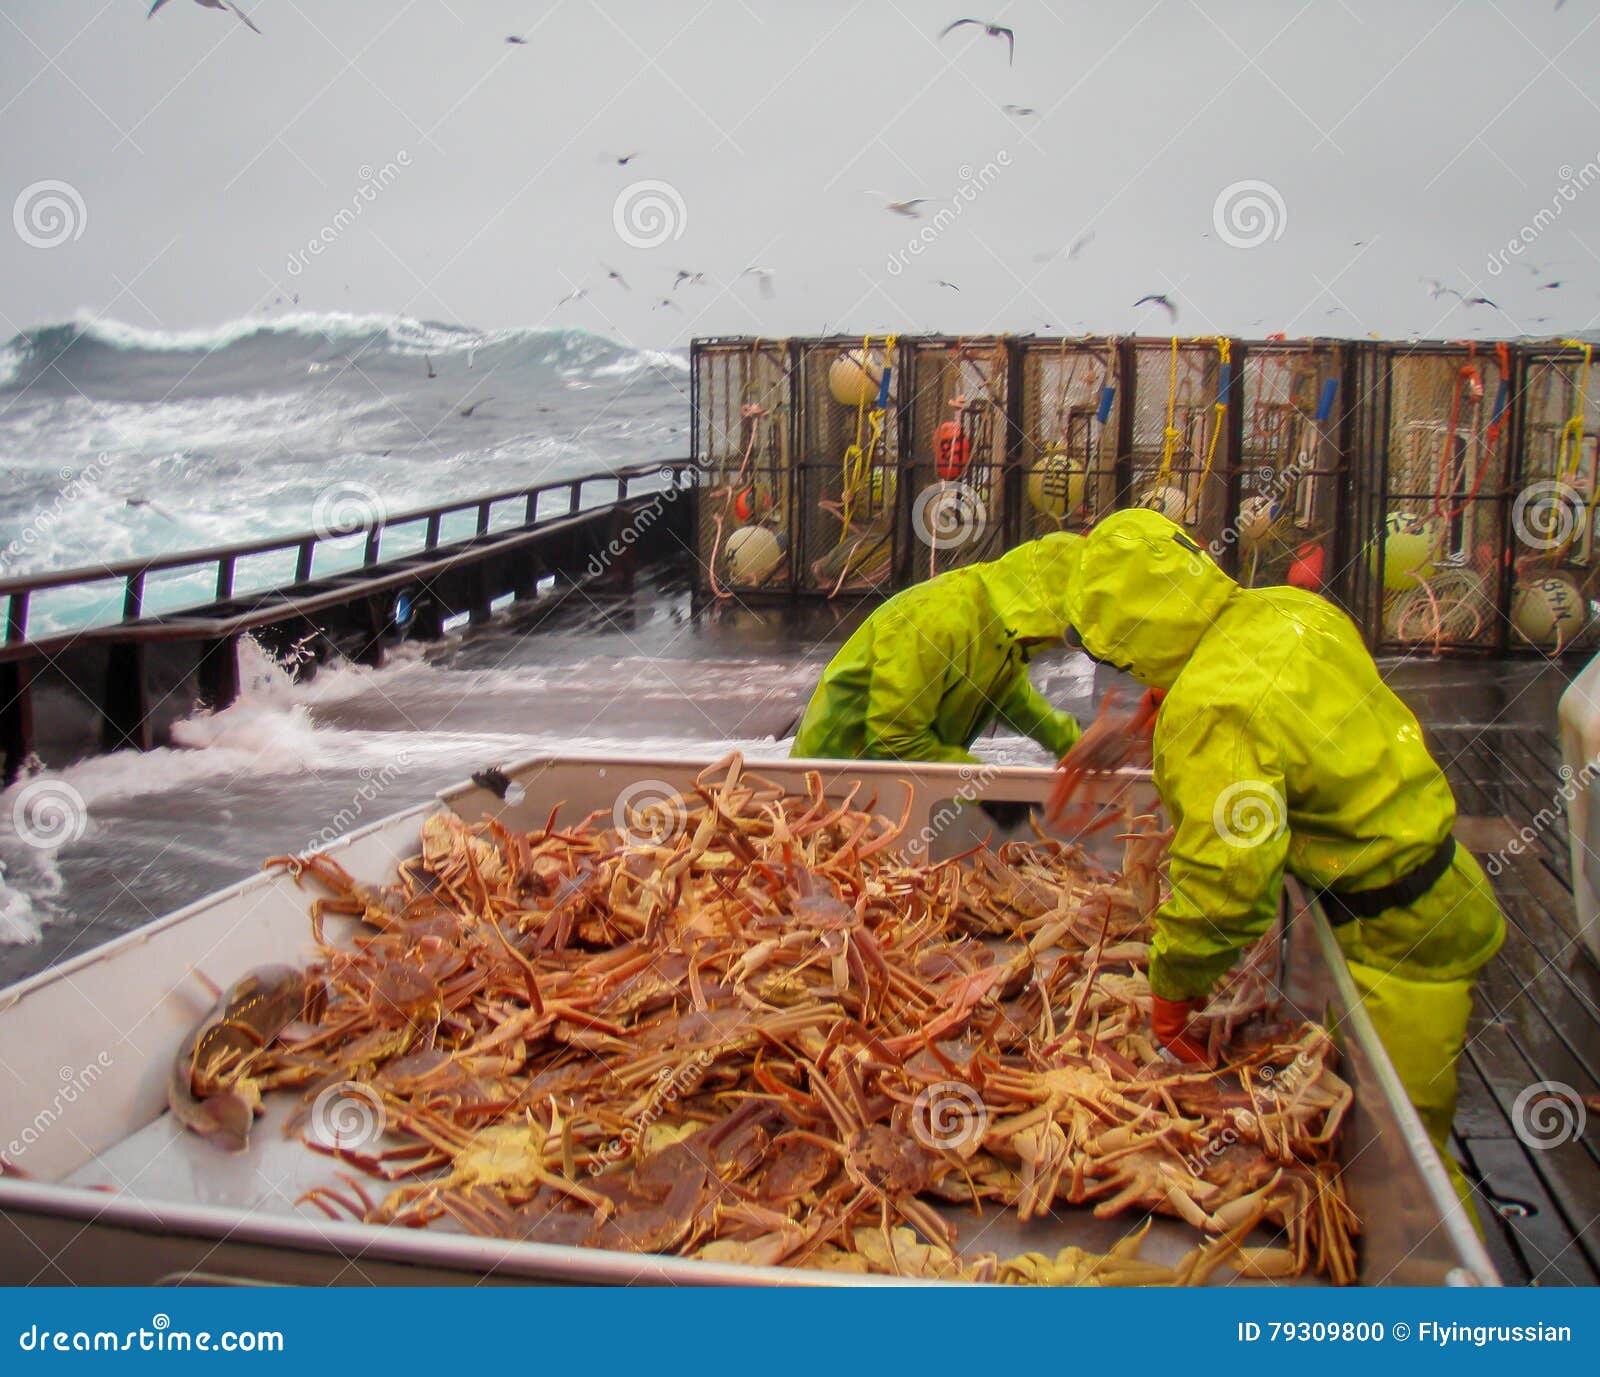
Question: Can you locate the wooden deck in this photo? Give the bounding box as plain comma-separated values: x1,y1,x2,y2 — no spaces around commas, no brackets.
1387,659,1600,1286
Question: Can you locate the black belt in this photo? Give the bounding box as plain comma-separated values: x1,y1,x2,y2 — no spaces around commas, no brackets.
1314,835,1457,926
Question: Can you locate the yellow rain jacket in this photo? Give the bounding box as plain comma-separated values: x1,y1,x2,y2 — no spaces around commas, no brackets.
792,536,1083,764
1068,509,1505,1155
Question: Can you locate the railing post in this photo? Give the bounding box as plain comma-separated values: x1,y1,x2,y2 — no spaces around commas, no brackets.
123,572,145,622
5,591,28,644
524,491,539,525
364,527,382,565
295,539,314,583
477,501,491,536
215,555,235,601
425,513,442,550
569,481,582,515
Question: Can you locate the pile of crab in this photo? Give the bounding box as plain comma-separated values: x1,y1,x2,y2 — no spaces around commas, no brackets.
230,753,1356,1284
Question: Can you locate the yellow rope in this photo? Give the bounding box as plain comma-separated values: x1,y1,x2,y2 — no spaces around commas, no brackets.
1155,336,1182,484
1194,336,1231,502
1557,339,1592,484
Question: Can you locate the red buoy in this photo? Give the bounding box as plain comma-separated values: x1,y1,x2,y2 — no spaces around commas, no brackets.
934,420,971,481
1287,540,1325,592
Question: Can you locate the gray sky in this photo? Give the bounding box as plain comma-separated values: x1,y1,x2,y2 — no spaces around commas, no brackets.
2,0,1598,349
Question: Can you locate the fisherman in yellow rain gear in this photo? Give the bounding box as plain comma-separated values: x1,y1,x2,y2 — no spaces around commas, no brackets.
1057,507,1505,1208
792,537,1083,814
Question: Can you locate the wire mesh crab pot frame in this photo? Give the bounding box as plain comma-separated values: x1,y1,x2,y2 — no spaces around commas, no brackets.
1016,337,1124,544
794,335,908,597
1230,339,1350,596
1507,341,1600,656
1348,342,1519,656
1121,336,1240,559
690,338,797,598
901,336,1012,583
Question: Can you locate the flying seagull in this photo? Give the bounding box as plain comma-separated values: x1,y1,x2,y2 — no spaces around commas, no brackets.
603,265,630,290
1422,278,1463,301
864,191,930,218
934,279,960,291
148,0,261,33
1133,293,1178,322
673,270,705,290
1540,280,1564,290
1032,231,1094,264
741,266,777,299
652,297,681,312
1001,104,1038,116
425,356,436,379
459,398,493,418
940,18,1015,64
556,287,588,307
506,35,528,45
1462,296,1500,309
600,151,639,166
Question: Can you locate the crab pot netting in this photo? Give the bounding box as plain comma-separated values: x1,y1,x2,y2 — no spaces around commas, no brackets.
1509,347,1600,653
1364,347,1515,653
1231,343,1346,592
692,341,795,596
796,338,903,596
1124,339,1234,552
1018,339,1123,542
903,339,1010,584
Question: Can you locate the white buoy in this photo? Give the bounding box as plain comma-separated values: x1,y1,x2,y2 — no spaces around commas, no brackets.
828,350,885,407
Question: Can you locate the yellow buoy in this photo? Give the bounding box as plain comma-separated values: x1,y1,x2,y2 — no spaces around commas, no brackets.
1027,449,1087,518
1237,495,1276,548
723,525,785,585
1511,574,1587,646
1138,484,1190,524
828,349,886,408
1369,511,1441,592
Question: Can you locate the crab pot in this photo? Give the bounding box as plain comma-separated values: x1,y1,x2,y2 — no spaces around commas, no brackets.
1507,343,1600,655
901,337,1012,585
1122,338,1238,554
794,336,906,597
1354,344,1517,654
1228,340,1349,594
690,338,798,597
1016,337,1126,543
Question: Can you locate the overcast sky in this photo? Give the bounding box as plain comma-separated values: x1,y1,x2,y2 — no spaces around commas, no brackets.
2,0,1598,349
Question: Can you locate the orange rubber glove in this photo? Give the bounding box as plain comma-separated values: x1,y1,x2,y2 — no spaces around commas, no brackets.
1151,994,1212,1066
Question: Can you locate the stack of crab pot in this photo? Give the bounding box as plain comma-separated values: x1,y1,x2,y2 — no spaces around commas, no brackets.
900,336,1013,581
1349,343,1519,654
691,337,797,598
1507,341,1600,655
1014,336,1125,543
794,336,906,597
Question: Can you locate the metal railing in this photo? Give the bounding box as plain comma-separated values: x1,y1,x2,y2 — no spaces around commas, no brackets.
1,461,690,649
